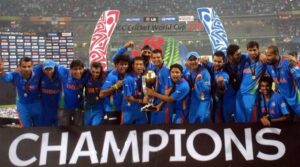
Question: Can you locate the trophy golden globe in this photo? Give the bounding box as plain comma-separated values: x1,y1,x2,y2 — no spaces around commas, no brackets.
141,70,157,112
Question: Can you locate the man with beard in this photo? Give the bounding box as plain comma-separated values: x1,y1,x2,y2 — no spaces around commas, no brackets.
147,64,190,124
100,54,130,124
0,57,43,127
235,41,267,123
121,57,148,124
265,45,300,116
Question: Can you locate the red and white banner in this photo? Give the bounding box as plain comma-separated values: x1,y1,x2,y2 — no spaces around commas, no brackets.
89,10,120,70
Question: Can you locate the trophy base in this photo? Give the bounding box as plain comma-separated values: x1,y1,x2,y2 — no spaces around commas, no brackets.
141,104,157,112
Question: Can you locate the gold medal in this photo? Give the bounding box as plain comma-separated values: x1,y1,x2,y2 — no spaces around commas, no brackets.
200,93,205,100
233,78,237,82
252,75,256,80
96,96,99,100
24,93,28,97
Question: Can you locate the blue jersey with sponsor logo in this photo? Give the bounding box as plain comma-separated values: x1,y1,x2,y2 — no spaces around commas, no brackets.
101,69,124,112
239,58,266,95
152,64,172,104
258,92,289,120
57,65,87,110
84,73,105,111
267,58,300,113
122,72,144,112
0,66,42,104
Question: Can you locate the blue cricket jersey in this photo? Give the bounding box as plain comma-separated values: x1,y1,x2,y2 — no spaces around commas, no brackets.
258,92,289,120
1,66,42,104
84,73,105,111
57,65,88,110
101,69,124,112
267,58,300,114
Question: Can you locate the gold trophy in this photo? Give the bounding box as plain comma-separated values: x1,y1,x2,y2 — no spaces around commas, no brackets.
141,70,157,112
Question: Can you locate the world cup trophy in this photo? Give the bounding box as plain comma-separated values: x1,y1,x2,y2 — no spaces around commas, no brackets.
141,70,157,112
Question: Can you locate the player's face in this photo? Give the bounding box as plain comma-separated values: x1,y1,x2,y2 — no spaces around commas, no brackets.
70,66,84,79
19,61,33,79
170,68,182,83
265,48,277,65
151,53,163,67
259,81,271,96
213,56,224,70
90,67,101,80
247,47,259,60
116,61,129,75
188,57,198,71
141,49,152,63
232,49,242,64
43,68,55,79
133,60,145,75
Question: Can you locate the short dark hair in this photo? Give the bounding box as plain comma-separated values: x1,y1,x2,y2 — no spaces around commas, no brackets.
226,44,240,57
113,54,130,65
170,63,183,73
259,75,273,87
247,41,259,49
288,51,298,58
141,45,152,51
267,45,279,55
152,48,163,57
19,57,32,66
91,62,102,69
70,59,84,69
132,56,145,64
213,51,226,61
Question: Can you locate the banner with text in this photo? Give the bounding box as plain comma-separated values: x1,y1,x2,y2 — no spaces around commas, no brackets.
1,123,300,166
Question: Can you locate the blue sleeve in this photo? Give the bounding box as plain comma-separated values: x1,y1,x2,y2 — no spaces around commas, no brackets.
204,61,213,71
222,72,230,89
101,74,117,90
276,95,289,116
162,68,172,88
33,64,43,76
57,65,69,78
123,77,134,97
0,72,14,82
171,82,190,101
288,64,300,80
194,70,211,97
112,47,128,62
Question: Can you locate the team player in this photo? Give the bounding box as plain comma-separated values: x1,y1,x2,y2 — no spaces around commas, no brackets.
0,57,43,128
203,51,230,123
122,57,148,124
112,41,154,71
148,48,172,124
57,59,88,126
40,60,61,126
100,54,130,124
184,52,211,124
147,64,190,124
235,41,266,122
258,76,290,126
265,45,300,116
84,62,106,126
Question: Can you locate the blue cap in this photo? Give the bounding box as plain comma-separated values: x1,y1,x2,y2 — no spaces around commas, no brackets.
43,60,55,70
186,51,200,60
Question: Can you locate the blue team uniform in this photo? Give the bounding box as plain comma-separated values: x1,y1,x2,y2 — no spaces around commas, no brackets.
122,72,147,124
57,65,87,110
235,57,266,122
40,65,61,126
101,69,124,112
84,73,105,126
267,58,300,115
223,54,248,122
0,67,43,128
257,92,289,120
184,66,211,124
170,78,190,124
150,64,172,124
